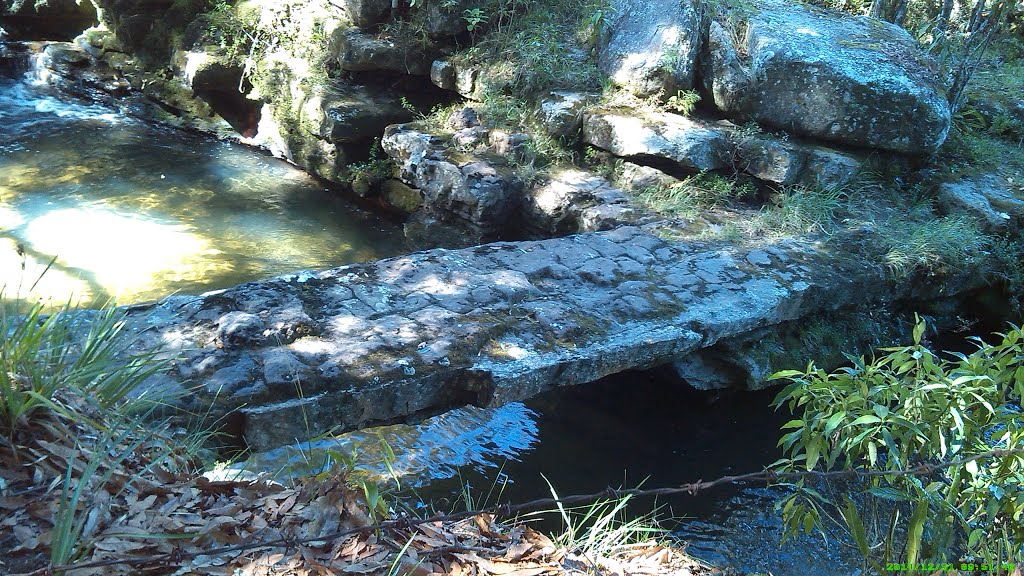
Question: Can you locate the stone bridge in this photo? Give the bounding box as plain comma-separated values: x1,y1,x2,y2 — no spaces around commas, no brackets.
122,227,937,450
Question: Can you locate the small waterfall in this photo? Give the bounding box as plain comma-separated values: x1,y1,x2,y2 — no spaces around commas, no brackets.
25,50,52,85
0,41,50,83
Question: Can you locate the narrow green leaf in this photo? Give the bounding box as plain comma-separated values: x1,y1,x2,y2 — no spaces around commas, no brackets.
769,369,805,380
867,487,909,501
905,499,928,566
805,440,821,471
824,411,846,435
847,414,881,426
841,497,870,559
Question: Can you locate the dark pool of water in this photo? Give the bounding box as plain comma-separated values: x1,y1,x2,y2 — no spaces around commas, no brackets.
240,371,863,575
0,77,406,306
413,373,862,576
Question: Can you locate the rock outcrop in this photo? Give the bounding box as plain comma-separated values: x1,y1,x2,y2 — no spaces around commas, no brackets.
382,123,525,240
703,1,951,154
114,226,976,450
336,0,392,28
936,175,1024,231
333,29,434,75
583,108,866,189
597,0,702,98
382,122,641,241
0,0,98,40
583,108,734,172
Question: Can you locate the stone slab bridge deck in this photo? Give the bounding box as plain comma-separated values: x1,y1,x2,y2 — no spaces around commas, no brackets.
122,227,926,450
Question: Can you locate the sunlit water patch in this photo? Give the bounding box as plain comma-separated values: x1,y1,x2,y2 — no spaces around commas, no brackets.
228,403,539,490
0,78,405,305
246,373,863,576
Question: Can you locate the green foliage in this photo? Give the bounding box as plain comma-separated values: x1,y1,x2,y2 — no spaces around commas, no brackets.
770,317,1024,570
203,0,335,94
878,215,987,277
463,7,488,31
525,479,666,560
0,298,167,442
634,172,755,218
346,138,394,196
989,236,1024,314
665,90,701,116
717,184,849,240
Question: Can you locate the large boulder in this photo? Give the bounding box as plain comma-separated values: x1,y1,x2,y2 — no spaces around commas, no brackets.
332,28,434,75
703,1,951,154
336,0,391,28
584,108,865,189
583,108,734,172
0,0,98,40
597,0,701,98
521,169,639,237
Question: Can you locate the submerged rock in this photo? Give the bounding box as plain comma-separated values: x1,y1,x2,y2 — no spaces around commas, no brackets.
703,0,950,154
597,0,702,98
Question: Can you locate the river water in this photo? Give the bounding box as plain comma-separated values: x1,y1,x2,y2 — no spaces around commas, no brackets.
238,373,863,576
1,72,862,574
0,76,405,306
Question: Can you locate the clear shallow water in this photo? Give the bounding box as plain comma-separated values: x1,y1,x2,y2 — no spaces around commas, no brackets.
0,78,405,306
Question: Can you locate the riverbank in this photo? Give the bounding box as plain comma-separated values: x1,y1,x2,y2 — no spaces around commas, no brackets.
0,302,715,575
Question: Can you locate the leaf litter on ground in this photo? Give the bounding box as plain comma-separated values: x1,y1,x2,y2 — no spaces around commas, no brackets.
1,386,715,576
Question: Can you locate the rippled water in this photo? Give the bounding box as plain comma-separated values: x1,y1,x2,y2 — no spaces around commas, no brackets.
244,372,862,575
0,78,405,306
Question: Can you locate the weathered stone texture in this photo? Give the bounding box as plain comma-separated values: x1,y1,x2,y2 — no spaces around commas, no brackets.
332,29,433,75
0,0,98,40
597,0,702,97
583,108,733,172
115,226,956,450
937,175,1024,231
703,0,951,153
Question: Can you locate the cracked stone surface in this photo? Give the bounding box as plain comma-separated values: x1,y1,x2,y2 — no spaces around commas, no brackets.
113,226,961,451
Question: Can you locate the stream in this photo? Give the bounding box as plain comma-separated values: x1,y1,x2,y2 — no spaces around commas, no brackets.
0,75,405,306
0,72,862,575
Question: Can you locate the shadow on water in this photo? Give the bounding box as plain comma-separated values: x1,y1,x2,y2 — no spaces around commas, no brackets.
240,370,863,575
0,77,406,306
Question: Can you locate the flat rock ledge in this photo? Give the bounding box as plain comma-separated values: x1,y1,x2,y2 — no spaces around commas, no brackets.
122,227,953,451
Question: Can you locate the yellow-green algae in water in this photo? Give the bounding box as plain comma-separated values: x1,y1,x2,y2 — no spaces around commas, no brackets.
0,79,405,306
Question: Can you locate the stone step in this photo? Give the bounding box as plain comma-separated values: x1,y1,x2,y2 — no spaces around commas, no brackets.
117,225,954,451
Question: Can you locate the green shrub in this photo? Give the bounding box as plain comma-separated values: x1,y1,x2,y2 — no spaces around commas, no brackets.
771,318,1024,571
0,299,167,443
878,216,987,277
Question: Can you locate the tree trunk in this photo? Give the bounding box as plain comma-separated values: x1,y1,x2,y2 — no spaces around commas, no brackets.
936,0,955,32
870,0,886,19
893,0,910,25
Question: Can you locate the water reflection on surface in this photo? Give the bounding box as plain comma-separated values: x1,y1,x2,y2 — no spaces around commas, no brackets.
235,403,540,488
0,78,405,305
245,372,861,575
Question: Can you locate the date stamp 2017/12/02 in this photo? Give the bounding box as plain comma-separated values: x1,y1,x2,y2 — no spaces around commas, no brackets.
885,563,1017,572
